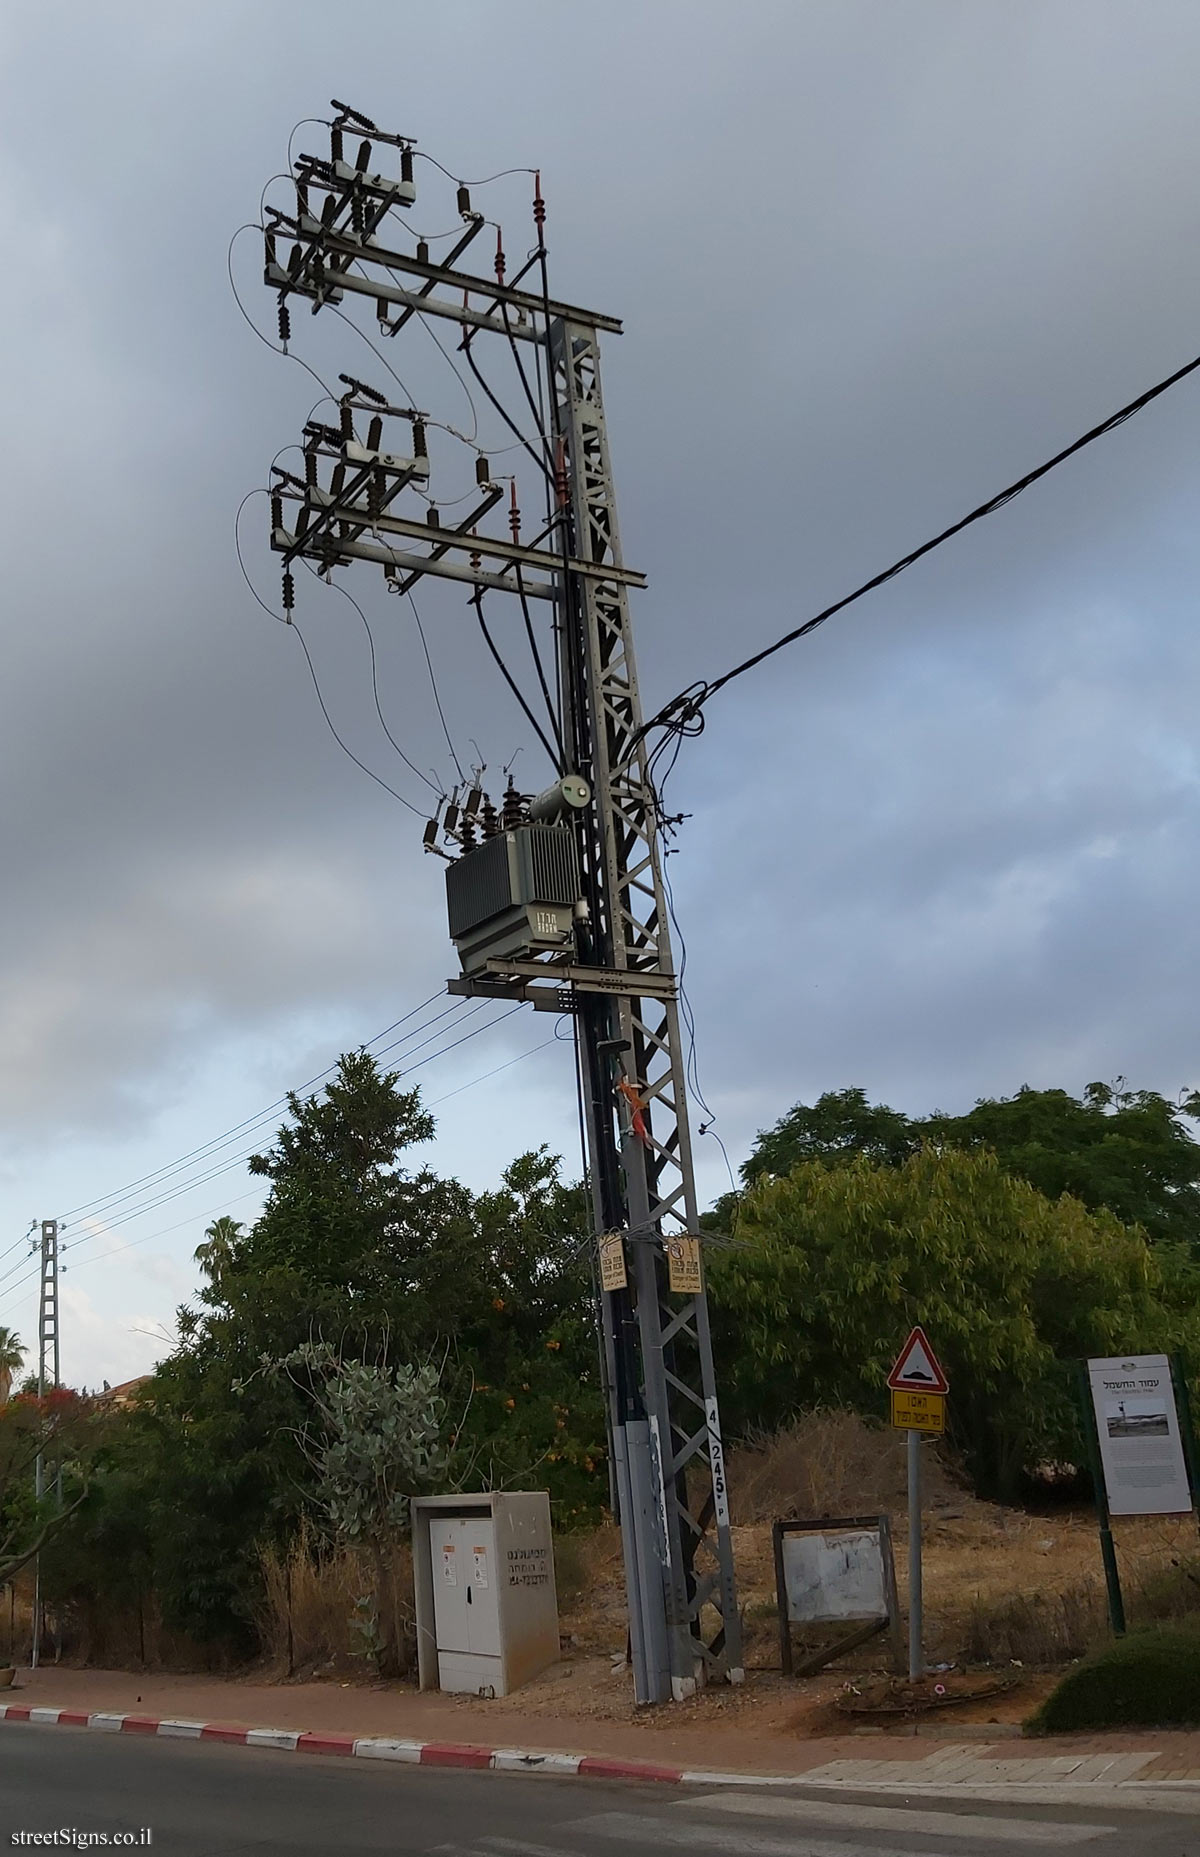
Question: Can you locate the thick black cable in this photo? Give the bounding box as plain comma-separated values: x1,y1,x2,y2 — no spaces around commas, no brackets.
461,333,553,485
500,302,555,470
514,565,566,767
471,591,562,771
642,344,1200,741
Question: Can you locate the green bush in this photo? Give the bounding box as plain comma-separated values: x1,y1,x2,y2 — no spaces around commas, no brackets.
1028,1619,1200,1732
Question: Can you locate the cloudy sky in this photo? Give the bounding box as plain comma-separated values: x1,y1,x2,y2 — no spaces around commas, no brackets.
3,1,1199,1388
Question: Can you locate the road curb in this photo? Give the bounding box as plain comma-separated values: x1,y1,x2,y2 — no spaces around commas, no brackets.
0,1703,684,1783
4,1703,1200,1800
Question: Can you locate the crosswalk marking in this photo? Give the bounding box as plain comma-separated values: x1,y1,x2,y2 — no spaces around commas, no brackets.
678,1792,1112,1844
573,1807,1112,1857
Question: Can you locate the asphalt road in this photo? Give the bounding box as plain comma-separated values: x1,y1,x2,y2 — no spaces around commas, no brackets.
1,1727,1196,1857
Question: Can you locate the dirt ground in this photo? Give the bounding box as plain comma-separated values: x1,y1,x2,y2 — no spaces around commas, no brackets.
508,1493,1200,1735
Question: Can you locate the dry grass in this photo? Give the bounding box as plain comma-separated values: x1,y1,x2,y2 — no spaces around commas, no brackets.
726,1412,963,1525
258,1524,415,1679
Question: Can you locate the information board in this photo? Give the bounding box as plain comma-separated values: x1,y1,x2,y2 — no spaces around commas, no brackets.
1087,1353,1192,1517
781,1527,888,1625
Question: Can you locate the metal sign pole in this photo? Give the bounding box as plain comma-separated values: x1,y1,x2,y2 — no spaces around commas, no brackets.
907,1428,922,1681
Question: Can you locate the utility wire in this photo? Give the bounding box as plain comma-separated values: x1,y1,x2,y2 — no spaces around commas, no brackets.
405,589,466,783
640,344,1200,746
55,996,463,1229
303,566,443,796
0,1002,526,1299
471,591,563,773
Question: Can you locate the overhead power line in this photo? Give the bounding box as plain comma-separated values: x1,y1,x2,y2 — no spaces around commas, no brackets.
640,344,1200,748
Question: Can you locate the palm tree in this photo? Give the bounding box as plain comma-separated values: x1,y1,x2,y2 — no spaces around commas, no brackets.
0,1328,25,1407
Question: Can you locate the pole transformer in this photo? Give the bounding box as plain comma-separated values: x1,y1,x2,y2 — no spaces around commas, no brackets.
254,102,742,1703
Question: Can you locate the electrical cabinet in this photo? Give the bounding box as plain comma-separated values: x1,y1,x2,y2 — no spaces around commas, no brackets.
411,1493,559,1697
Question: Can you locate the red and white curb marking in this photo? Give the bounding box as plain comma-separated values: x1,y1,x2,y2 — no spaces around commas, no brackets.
0,1703,687,1784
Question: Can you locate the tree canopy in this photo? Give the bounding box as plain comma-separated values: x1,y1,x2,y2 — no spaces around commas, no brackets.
740,1081,1200,1250
709,1146,1200,1497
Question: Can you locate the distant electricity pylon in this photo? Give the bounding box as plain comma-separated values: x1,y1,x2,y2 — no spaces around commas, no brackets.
252,102,741,1702
30,1217,61,1670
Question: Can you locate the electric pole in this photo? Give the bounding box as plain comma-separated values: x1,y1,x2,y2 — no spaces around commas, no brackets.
254,102,742,1702
31,1218,60,1669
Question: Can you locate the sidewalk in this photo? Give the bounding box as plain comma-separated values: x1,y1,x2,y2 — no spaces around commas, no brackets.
3,1665,1200,1792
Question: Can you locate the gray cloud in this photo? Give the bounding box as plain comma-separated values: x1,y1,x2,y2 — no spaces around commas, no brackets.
3,0,1200,1261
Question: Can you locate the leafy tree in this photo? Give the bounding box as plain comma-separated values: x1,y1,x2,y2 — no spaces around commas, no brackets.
742,1087,916,1181
925,1082,1200,1249
0,1391,103,1586
260,1341,451,1676
707,1147,1200,1498
735,1081,1200,1252
137,1053,600,1646
0,1328,24,1407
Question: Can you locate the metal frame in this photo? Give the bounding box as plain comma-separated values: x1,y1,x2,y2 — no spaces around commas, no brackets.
549,316,741,1699
256,108,741,1705
772,1514,903,1678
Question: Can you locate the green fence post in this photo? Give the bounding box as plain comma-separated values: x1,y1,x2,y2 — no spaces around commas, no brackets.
1169,1353,1200,1545
1076,1359,1125,1637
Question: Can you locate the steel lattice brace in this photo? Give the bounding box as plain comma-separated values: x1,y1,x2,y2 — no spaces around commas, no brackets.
254,107,742,1703
551,320,743,1698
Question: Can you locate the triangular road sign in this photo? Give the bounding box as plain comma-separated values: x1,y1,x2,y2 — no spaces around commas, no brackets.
887,1325,949,1394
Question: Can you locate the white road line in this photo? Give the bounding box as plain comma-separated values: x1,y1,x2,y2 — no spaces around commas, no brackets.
571,1812,947,1857
483,1837,590,1857
679,1793,1112,1844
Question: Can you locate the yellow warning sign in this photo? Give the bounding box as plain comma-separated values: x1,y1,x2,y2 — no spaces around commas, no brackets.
598,1230,627,1293
666,1235,703,1295
891,1389,946,1434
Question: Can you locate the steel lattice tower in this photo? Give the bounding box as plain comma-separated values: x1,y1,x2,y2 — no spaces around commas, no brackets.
254,104,742,1702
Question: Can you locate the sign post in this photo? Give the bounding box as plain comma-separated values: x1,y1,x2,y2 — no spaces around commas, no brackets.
888,1327,949,1683
1081,1352,1196,1636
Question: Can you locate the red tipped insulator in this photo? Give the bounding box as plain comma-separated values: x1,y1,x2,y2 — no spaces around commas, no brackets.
416,239,429,264
509,481,520,543
330,126,344,164
401,146,414,186
281,570,295,614
533,171,545,230
476,455,490,487
494,226,505,283
277,295,291,344
457,183,472,217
